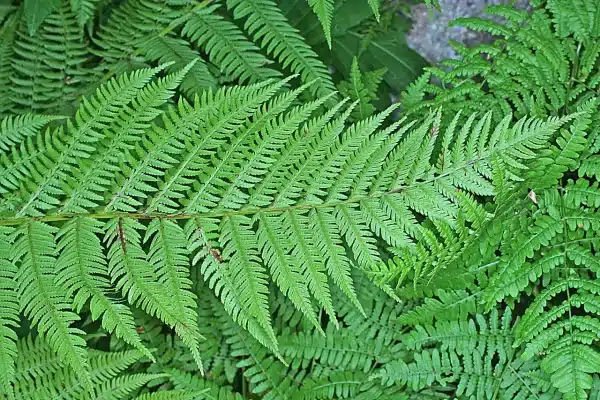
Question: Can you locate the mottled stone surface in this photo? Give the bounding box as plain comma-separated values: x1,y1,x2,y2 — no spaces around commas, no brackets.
407,0,529,64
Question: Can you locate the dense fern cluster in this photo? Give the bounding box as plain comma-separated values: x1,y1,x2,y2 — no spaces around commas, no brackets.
2,0,600,399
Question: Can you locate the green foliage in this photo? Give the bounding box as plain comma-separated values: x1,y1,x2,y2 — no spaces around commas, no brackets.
391,2,600,398
2,0,600,399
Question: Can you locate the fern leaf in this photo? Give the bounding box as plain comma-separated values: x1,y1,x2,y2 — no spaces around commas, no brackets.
307,0,334,48
59,61,195,214
0,114,64,153
140,35,217,96
0,130,51,199
144,218,203,371
0,14,17,116
221,215,277,351
14,65,166,217
287,209,337,327
257,212,321,333
145,78,289,214
55,217,150,360
0,228,18,399
256,100,353,208
399,289,478,326
220,313,293,399
134,391,205,400
185,217,278,354
12,2,91,113
11,222,91,390
216,89,338,211
311,208,364,316
13,336,61,392
104,217,197,354
542,343,600,400
168,369,243,400
184,83,331,214
181,4,282,84
226,0,337,99
281,324,387,372
70,0,98,27
93,373,168,399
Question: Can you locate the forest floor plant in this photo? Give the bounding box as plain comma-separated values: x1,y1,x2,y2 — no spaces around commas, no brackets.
0,0,599,399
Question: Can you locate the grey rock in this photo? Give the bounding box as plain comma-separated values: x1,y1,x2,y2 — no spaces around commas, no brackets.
407,0,529,64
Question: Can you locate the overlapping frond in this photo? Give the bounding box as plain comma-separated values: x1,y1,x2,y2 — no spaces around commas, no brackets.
0,114,64,154
15,337,180,400
480,182,600,400
373,309,556,399
11,221,91,390
226,0,337,99
11,1,91,114
0,228,18,400
0,60,589,386
181,4,282,85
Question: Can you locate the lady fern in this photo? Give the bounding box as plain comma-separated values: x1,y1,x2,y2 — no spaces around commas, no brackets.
0,54,576,397
2,0,600,399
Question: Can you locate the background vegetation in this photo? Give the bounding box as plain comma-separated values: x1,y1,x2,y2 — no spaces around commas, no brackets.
1,0,600,399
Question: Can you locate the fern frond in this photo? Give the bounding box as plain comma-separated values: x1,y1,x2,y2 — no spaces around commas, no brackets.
11,1,91,114
0,228,18,400
221,312,295,399
257,212,321,333
0,131,51,196
298,371,368,400
145,218,203,371
144,78,289,214
140,35,217,96
337,57,385,122
0,14,17,116
55,217,150,359
168,369,244,400
93,373,168,399
0,114,64,153
221,214,277,351
92,0,188,75
226,0,337,99
11,222,91,390
70,0,99,28
546,0,600,40
13,64,166,217
482,176,600,398
134,391,204,400
307,0,334,48
15,346,148,398
374,309,554,399
181,4,282,84
13,336,62,393
59,62,195,214
0,65,585,372
541,342,600,400
104,217,201,363
281,323,391,372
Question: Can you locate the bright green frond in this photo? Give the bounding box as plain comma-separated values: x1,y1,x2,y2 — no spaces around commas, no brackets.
0,114,64,154
55,217,150,359
145,218,203,371
181,4,282,84
14,65,166,217
226,0,337,99
11,222,91,390
307,0,334,48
